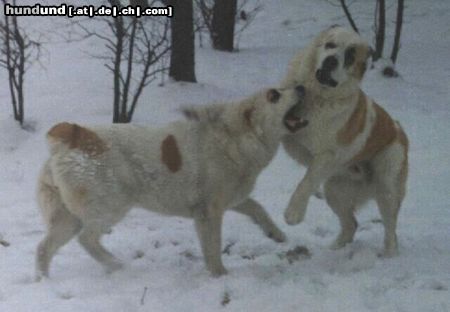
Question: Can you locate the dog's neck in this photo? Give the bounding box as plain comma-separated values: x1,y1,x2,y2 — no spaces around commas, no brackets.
303,85,361,128
311,82,360,101
217,103,281,168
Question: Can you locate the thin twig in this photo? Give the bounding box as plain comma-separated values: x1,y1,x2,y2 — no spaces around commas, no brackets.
140,287,148,305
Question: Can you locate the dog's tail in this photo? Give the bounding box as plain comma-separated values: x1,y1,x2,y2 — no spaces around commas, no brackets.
46,122,108,156
37,161,69,227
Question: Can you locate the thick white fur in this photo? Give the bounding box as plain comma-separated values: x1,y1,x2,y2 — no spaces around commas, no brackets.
35,87,305,280
281,27,408,256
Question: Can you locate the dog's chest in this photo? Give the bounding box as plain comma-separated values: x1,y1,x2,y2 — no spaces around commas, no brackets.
300,102,350,152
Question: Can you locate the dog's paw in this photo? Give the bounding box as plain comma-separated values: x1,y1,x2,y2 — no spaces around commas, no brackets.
105,261,124,274
210,265,228,277
284,200,307,225
330,239,348,250
267,228,287,243
284,208,302,225
284,193,309,225
34,272,47,283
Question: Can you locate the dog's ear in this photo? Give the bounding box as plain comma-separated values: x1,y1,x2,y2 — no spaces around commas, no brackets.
266,89,281,104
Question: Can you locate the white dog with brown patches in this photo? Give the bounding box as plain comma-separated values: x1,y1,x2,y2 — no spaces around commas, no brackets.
35,85,308,280
282,26,408,256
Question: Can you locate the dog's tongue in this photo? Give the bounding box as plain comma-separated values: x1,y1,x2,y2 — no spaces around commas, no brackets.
285,116,308,132
286,117,301,128
286,116,308,130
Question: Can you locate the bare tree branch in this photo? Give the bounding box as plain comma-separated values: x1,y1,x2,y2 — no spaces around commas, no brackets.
390,0,404,64
339,0,359,33
0,0,42,125
68,0,170,123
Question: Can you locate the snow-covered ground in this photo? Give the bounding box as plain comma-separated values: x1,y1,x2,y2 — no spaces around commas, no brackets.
1,0,449,311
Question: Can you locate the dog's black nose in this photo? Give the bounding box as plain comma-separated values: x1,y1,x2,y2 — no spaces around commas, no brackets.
295,85,305,98
322,55,338,71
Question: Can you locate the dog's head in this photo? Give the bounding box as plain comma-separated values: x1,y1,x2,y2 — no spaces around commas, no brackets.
251,85,308,134
313,26,371,89
182,86,308,135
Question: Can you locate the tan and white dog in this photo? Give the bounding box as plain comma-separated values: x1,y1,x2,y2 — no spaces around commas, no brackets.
35,85,308,280
281,26,408,256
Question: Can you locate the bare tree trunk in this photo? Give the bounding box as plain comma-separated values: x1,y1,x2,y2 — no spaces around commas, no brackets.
14,15,25,125
3,0,25,125
211,0,237,51
120,18,138,123
112,15,124,123
339,0,359,34
373,0,385,62
390,0,404,64
169,0,197,82
3,14,19,121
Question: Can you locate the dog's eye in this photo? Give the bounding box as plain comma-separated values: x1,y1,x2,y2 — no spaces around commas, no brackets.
325,42,337,49
266,89,281,104
344,47,356,67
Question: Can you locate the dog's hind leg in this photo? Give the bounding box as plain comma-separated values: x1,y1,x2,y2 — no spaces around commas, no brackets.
77,225,123,273
374,187,401,257
36,211,81,281
193,199,227,277
231,198,286,243
36,169,82,281
372,140,407,257
373,144,406,257
324,174,368,250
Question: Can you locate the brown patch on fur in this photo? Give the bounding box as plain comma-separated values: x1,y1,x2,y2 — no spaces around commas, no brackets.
351,103,396,163
396,125,409,200
47,122,108,156
161,135,182,173
243,107,255,127
337,90,367,145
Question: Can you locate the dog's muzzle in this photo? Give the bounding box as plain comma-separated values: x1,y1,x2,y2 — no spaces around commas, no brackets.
316,69,338,87
283,85,309,133
316,55,338,88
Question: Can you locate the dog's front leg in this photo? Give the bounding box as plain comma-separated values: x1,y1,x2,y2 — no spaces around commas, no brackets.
285,151,335,225
193,199,227,277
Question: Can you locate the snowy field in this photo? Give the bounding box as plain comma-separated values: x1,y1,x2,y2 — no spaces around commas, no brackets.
1,0,450,311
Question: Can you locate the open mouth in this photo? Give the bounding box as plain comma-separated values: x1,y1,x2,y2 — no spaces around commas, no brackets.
283,105,309,133
316,69,338,88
